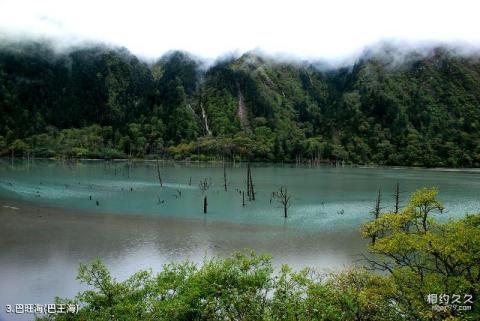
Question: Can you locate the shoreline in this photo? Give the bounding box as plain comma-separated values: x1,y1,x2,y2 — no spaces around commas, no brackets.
2,157,480,173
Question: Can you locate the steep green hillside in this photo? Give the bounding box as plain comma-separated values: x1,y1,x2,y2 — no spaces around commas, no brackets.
1,41,480,166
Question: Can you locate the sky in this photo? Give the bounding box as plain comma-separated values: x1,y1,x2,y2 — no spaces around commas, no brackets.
0,0,479,61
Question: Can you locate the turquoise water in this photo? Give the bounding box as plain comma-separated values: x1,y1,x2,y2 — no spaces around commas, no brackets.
1,159,480,321
1,159,479,229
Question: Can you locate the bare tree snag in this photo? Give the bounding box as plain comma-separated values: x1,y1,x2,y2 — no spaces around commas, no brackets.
199,178,212,214
250,166,255,201
393,182,401,214
156,158,163,187
223,160,227,192
370,189,382,244
203,196,208,214
246,162,255,201
274,186,292,218
246,163,251,199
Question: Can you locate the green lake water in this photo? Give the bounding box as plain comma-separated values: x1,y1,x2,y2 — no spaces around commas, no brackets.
1,159,480,321
1,159,479,229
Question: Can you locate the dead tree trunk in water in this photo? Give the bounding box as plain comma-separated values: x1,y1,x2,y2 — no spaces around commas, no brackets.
199,178,211,214
274,186,291,218
370,189,382,244
242,191,245,206
246,163,251,199
223,160,227,192
393,182,401,214
156,158,163,187
246,163,255,201
250,167,255,200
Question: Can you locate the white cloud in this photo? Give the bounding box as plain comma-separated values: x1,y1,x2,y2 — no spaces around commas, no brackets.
0,0,479,60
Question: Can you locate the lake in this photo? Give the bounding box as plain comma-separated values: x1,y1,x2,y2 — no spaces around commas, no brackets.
1,159,480,320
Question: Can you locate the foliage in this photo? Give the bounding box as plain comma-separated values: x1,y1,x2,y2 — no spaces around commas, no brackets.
361,187,480,320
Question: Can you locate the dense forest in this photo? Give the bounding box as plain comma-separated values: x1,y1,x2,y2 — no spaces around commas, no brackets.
1,41,480,167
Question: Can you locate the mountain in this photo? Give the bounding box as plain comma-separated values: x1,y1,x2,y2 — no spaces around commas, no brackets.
1,41,480,167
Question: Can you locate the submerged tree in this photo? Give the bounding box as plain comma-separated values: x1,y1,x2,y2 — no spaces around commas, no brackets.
223,160,227,192
369,189,382,244
246,163,251,199
246,163,255,201
155,158,163,187
393,182,402,214
199,178,211,214
273,186,292,218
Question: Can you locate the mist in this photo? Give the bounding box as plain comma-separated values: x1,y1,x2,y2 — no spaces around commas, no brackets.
1,0,480,63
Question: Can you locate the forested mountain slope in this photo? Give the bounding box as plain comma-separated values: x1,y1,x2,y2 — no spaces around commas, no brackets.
1,41,480,166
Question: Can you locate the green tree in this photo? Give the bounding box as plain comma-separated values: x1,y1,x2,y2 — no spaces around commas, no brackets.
9,138,28,156
362,187,479,320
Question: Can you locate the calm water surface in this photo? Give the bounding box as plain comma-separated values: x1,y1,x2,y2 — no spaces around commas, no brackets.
1,159,480,320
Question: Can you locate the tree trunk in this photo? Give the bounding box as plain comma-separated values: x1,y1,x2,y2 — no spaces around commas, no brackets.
246,163,251,199
156,158,163,187
247,163,255,201
203,196,208,214
371,189,382,244
250,171,255,200
394,182,400,214
223,161,227,191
